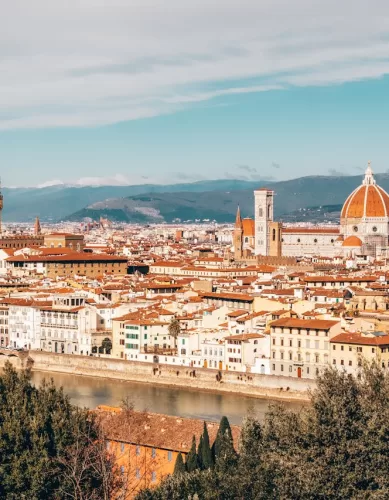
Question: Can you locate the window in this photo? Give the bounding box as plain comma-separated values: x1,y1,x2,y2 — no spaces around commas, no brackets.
289,366,292,373
289,352,292,360
151,471,157,482
168,451,173,462
281,364,284,372
333,359,336,365
281,338,284,346
136,446,141,456
349,360,352,366
272,364,275,371
306,339,310,348
272,338,276,346
151,448,156,458
106,441,110,450
120,442,125,453
333,345,336,350
315,341,319,350
357,347,362,353
289,339,293,347
372,348,375,353
136,468,141,479
280,352,284,360
341,345,344,351
120,466,125,475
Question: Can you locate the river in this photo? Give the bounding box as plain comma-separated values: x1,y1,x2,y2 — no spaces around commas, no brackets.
30,370,303,425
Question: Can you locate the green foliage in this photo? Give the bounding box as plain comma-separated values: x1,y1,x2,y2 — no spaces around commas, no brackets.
136,362,389,499
212,415,232,461
185,436,200,473
173,452,186,476
0,362,119,499
200,422,214,470
168,318,181,339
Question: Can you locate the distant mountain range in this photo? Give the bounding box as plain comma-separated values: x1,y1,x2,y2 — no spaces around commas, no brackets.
3,173,389,223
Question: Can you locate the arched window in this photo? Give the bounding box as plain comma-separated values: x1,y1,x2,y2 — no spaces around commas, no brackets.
268,204,271,219
258,207,263,217
272,228,276,241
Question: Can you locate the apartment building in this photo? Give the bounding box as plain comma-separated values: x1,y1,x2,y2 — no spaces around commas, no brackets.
0,306,9,347
270,318,341,379
6,252,128,278
330,331,389,374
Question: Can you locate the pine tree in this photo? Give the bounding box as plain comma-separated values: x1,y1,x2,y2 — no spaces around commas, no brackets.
173,452,186,475
212,416,233,461
185,436,199,473
200,422,214,469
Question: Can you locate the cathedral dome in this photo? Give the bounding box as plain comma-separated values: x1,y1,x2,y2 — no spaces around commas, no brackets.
342,235,362,247
341,162,389,219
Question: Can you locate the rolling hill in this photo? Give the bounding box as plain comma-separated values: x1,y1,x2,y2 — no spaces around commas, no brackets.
65,173,389,224
4,173,389,223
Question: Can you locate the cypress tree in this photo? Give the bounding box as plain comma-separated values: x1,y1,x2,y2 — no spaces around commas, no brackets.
201,422,214,469
197,435,204,469
212,416,233,461
185,436,199,473
173,452,186,475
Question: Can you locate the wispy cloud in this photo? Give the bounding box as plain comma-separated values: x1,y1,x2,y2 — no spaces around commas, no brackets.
2,1,389,129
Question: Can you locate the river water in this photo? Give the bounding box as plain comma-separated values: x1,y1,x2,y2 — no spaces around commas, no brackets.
30,370,303,425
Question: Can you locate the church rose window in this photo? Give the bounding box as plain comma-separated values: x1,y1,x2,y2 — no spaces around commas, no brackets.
372,226,378,232
353,226,358,232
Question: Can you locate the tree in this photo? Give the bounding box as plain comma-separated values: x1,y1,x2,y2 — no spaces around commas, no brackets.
185,436,200,473
173,453,186,476
0,361,122,499
137,362,389,499
197,435,204,469
212,416,233,461
200,422,213,470
168,318,181,347
101,337,112,354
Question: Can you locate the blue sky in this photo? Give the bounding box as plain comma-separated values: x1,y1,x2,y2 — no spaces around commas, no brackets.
2,0,389,187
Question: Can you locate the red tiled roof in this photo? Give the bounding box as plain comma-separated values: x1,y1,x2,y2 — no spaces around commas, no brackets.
270,318,339,330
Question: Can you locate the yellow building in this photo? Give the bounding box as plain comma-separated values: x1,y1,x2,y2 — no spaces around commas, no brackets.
44,232,85,251
330,331,389,374
97,407,240,498
7,252,128,278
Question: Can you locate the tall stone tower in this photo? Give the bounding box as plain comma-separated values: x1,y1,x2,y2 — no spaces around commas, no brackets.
34,216,41,235
254,188,274,255
234,205,243,260
0,179,4,236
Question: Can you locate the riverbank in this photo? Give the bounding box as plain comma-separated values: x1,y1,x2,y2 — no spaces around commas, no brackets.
1,352,312,403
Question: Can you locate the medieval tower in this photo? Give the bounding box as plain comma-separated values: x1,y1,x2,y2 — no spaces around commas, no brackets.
254,188,274,255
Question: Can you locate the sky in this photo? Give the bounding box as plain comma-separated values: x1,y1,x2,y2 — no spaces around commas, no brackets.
2,0,389,187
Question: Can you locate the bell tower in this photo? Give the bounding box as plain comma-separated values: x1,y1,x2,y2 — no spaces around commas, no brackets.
234,205,243,260
0,179,4,236
254,188,274,255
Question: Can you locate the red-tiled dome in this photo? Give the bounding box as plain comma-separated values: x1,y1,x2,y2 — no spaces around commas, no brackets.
341,162,389,219
342,235,362,247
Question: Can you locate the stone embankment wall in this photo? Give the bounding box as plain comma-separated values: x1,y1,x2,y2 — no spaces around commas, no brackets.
27,352,313,402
